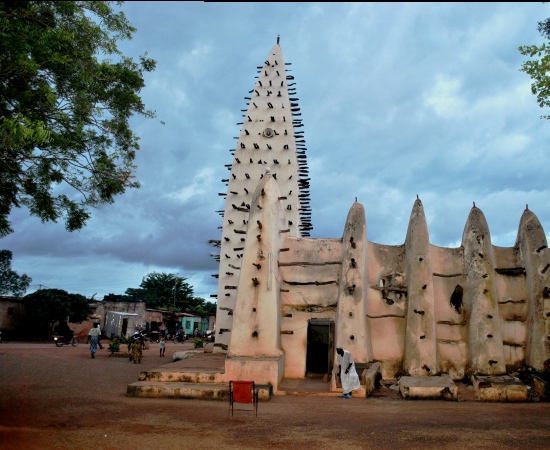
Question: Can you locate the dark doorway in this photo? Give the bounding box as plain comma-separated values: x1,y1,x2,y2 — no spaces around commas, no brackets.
306,319,334,376
121,318,128,337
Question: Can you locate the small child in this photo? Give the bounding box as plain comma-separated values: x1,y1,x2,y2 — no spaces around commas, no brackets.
159,335,166,357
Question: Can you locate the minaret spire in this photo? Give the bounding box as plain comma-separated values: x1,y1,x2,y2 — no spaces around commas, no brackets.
212,42,311,353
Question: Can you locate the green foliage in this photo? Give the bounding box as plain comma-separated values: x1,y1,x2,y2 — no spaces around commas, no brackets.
519,15,550,120
537,17,550,40
0,1,156,236
117,334,132,352
120,272,217,315
103,293,135,302
0,249,31,296
108,337,120,353
24,288,91,337
125,272,195,310
193,338,204,349
187,296,217,317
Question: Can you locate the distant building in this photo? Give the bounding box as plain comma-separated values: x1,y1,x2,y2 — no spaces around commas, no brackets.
0,297,25,340
0,296,214,342
180,313,215,337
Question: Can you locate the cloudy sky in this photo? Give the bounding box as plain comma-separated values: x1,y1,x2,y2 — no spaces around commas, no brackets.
4,2,550,301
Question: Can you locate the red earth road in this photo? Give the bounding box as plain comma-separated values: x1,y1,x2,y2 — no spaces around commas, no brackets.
1,342,549,449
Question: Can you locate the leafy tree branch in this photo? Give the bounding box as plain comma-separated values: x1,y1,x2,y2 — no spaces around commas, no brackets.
0,1,156,236
519,12,550,119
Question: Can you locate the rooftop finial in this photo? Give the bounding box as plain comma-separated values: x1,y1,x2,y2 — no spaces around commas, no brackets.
473,201,476,208
277,35,280,45
526,204,529,211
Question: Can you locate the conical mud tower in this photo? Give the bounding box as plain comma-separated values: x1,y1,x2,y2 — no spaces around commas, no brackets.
211,38,311,353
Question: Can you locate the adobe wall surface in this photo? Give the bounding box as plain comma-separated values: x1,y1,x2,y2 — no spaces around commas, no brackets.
279,236,341,378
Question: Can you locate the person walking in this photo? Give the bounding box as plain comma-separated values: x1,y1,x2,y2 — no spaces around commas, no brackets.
159,335,166,357
131,331,144,364
86,325,101,359
95,324,104,349
336,347,360,398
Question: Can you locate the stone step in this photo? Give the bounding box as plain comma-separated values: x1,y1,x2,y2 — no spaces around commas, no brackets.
127,381,273,401
139,370,225,384
363,362,382,396
277,377,355,397
276,388,344,397
399,375,458,400
471,375,528,402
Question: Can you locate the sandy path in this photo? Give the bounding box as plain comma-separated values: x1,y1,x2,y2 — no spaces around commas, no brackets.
1,343,549,449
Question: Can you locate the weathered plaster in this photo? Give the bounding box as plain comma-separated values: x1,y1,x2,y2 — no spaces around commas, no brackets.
516,209,550,370
462,206,506,375
403,199,438,376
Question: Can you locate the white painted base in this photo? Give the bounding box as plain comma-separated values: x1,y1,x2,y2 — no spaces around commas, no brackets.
224,356,284,391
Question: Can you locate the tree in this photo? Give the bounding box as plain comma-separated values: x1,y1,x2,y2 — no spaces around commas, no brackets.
519,15,550,120
0,1,156,237
125,272,196,311
187,297,217,317
103,292,134,302
123,272,216,314
24,288,91,337
0,249,31,296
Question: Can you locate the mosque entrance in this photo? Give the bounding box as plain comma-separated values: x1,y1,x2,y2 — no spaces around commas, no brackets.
306,319,334,376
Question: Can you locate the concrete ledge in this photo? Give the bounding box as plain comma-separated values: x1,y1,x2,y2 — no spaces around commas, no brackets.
471,375,528,402
139,370,225,383
278,389,342,397
399,375,458,400
172,350,205,361
127,381,228,400
127,381,272,401
364,362,382,397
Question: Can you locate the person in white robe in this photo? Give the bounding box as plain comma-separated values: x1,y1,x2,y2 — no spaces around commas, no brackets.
336,347,360,398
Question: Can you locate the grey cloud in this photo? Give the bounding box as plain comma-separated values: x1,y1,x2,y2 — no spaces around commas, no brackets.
5,2,550,299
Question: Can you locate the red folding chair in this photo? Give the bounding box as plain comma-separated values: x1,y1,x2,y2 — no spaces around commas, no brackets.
228,381,258,418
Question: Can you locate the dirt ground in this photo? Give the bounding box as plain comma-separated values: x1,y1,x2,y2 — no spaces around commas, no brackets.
1,341,550,450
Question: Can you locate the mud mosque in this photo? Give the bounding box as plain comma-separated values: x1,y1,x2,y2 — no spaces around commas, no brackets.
210,38,550,393
130,40,550,400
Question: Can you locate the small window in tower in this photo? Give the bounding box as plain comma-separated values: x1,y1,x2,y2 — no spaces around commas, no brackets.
450,285,463,313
